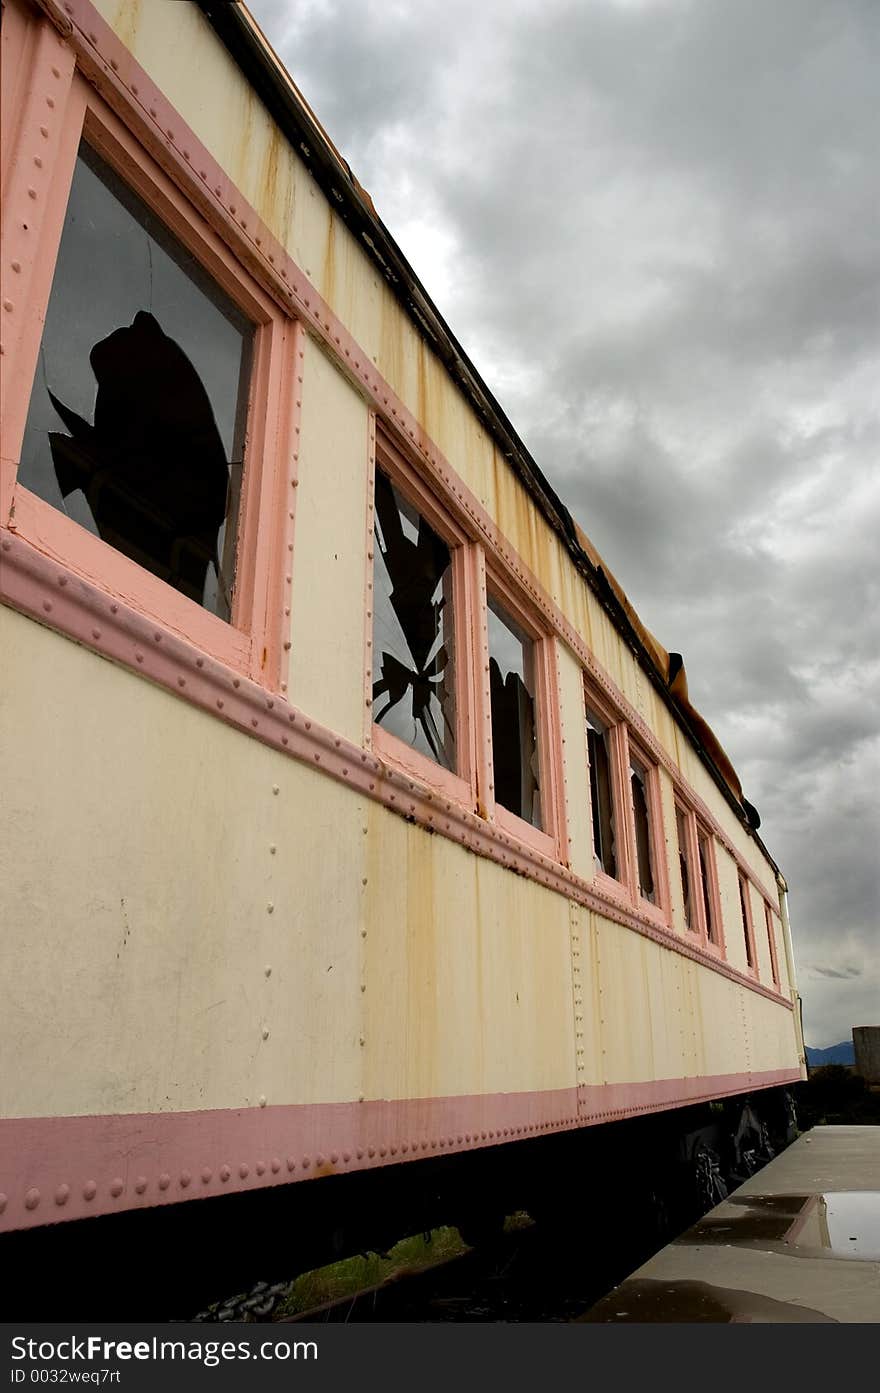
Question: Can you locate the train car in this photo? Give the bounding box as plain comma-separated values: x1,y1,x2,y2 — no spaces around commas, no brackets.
0,0,805,1312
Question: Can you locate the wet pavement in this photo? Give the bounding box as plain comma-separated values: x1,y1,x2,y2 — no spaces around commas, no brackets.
583,1126,880,1322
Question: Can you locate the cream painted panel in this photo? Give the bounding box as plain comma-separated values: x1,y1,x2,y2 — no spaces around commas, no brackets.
556,641,592,879
0,608,368,1118
594,923,655,1085
655,942,696,1079
361,817,576,1098
694,970,746,1077
744,990,801,1074
287,338,369,742
588,912,800,1086
580,912,606,1085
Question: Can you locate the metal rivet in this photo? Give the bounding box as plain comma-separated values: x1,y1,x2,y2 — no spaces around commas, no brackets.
134,1176,148,1194
110,1178,124,1198
262,1027,269,1040
239,1164,249,1179
158,1173,170,1191
265,965,272,977
83,1181,97,1201
54,1184,70,1206
24,1188,40,1210
259,1095,267,1108
220,1165,231,1182
201,1168,212,1184
256,1161,266,1176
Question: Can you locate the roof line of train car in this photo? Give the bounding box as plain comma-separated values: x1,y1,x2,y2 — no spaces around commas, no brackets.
197,0,781,878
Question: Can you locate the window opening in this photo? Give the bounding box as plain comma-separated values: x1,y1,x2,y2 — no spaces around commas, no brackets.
739,875,755,969
586,709,617,878
698,831,717,944
19,143,253,620
765,904,780,986
676,805,694,930
630,757,656,903
487,596,541,828
372,468,456,770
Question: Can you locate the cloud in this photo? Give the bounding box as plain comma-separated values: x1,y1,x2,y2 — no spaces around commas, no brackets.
807,966,863,981
248,0,880,1047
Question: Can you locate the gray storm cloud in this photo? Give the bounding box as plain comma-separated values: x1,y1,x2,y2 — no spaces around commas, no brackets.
249,0,880,1048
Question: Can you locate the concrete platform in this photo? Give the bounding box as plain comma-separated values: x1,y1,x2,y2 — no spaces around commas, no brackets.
583,1126,880,1323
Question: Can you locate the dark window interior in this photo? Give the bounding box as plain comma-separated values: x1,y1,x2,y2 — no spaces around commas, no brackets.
739,876,755,968
765,906,779,984
698,832,717,944
488,597,541,827
19,143,252,620
630,758,656,902
372,468,456,771
586,710,617,877
676,806,693,929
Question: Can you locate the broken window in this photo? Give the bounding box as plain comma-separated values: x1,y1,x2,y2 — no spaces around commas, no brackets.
586,708,617,878
739,874,755,970
19,143,252,621
765,903,780,986
698,830,719,946
372,468,457,770
487,596,541,828
676,805,694,930
630,756,656,903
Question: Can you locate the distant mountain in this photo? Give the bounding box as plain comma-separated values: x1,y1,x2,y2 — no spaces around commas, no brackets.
806,1041,855,1066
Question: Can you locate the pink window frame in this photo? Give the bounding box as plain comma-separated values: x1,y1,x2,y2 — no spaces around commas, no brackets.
366,426,478,807
675,799,725,956
737,872,759,978
0,65,295,688
583,680,633,904
622,732,672,928
695,819,725,957
478,562,565,862
674,799,699,936
764,901,781,988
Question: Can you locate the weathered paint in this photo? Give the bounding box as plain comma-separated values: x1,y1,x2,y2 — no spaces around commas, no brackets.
0,0,804,1235
287,337,371,740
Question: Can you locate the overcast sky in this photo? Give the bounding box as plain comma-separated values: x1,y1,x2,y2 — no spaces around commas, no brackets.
247,0,878,1048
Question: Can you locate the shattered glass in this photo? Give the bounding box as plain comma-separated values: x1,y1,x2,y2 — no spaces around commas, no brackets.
372,469,457,770
488,597,541,828
586,709,617,877
676,806,694,929
19,143,252,620
699,833,718,944
739,876,755,967
630,757,656,902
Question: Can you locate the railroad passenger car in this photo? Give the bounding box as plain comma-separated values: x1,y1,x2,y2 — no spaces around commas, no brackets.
0,0,805,1307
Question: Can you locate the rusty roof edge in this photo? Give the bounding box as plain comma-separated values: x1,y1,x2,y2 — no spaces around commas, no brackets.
196,1,776,869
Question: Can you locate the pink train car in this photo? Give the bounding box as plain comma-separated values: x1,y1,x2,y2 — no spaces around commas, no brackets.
0,0,805,1311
